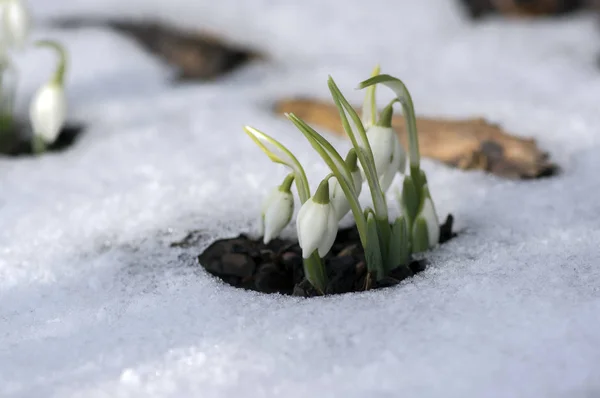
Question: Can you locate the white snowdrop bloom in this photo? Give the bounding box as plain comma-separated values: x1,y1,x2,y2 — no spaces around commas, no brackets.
364,124,395,179
29,81,67,144
261,184,294,244
296,179,338,258
378,135,406,192
2,0,30,49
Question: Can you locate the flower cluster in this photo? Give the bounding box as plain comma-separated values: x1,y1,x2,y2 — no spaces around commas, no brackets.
0,0,68,153
245,66,441,294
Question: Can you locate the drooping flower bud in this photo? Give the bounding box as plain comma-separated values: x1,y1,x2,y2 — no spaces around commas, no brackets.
2,0,30,49
261,174,295,244
29,82,66,144
362,99,406,193
296,178,338,258
374,100,406,192
29,40,68,151
411,184,440,252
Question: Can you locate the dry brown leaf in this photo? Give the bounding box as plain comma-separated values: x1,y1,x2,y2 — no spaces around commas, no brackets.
51,18,261,81
458,0,588,19
275,98,558,180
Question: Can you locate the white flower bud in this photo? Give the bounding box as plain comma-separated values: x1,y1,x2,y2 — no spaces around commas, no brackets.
29,81,67,144
413,184,439,249
378,135,406,192
260,186,294,244
420,194,440,248
296,180,338,258
364,124,395,179
2,0,30,49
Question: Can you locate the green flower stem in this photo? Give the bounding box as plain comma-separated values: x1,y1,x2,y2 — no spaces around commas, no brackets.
345,149,359,172
312,177,330,204
361,65,380,128
35,40,68,86
31,134,47,154
287,113,368,248
244,126,311,203
357,74,422,189
327,77,388,220
278,173,295,193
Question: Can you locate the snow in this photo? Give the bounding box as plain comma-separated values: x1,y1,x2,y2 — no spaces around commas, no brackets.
2,0,600,396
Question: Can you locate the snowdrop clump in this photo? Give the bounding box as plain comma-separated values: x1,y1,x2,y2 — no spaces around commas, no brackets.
245,67,442,294
0,0,68,154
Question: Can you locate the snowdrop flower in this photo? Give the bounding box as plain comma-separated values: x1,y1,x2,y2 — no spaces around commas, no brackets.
296,178,338,258
364,124,394,178
2,0,30,49
29,40,68,149
30,79,66,144
362,100,405,192
261,174,295,244
379,134,406,192
412,184,440,252
330,150,363,221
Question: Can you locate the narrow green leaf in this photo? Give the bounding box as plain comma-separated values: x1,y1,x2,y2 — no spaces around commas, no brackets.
327,77,388,219
286,114,353,187
365,210,385,280
244,126,311,203
361,64,380,128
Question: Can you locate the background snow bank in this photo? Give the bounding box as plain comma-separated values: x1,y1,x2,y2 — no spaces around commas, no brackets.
1,0,599,396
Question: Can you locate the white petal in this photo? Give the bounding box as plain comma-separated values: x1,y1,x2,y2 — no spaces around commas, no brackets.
378,135,406,192
296,199,330,258
3,0,30,48
317,203,338,257
329,177,350,221
392,134,407,175
364,125,395,178
421,196,440,248
263,191,294,243
351,170,363,196
29,83,67,144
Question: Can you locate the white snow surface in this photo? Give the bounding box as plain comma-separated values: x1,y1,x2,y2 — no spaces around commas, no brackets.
2,0,600,396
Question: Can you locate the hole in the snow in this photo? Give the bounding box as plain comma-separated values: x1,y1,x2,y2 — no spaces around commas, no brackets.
188,215,458,298
50,18,263,82
0,122,86,157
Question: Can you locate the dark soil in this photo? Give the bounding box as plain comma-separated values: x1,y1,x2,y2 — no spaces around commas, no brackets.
0,122,85,156
196,214,457,297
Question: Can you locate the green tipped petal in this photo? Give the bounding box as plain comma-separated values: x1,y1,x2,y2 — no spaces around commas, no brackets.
401,175,419,229
388,216,410,270
411,216,430,254
365,210,385,281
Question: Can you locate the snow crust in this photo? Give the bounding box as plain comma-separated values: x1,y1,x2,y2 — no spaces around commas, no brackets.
2,0,600,396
